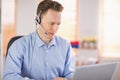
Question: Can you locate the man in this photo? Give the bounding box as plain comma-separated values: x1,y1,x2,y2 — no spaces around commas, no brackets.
3,0,75,80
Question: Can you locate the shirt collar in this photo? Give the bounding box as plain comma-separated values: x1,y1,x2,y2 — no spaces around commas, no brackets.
49,36,56,47
35,32,56,47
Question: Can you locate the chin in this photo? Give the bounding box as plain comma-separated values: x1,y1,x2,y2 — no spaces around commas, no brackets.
49,35,54,39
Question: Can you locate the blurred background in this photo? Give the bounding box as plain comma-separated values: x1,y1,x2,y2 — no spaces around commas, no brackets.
1,0,120,79
0,0,1,79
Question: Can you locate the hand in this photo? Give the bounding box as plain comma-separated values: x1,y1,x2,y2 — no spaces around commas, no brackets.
53,77,66,80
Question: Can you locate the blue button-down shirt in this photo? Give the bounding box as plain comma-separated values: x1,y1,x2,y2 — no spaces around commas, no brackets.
3,32,75,80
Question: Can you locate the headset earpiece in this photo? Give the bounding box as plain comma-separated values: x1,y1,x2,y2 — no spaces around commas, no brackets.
35,15,40,24
35,10,42,24
35,10,48,35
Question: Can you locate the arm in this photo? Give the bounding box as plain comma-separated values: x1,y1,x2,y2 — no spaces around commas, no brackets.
3,41,34,80
62,44,75,80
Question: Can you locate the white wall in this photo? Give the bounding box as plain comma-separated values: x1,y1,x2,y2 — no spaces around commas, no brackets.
17,0,38,35
77,0,100,64
0,0,1,32
78,0,100,39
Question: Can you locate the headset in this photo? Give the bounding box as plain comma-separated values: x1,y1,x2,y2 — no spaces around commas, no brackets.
35,11,42,25
35,10,48,35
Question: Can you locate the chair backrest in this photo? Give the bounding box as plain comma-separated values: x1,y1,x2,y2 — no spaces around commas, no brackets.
6,36,23,57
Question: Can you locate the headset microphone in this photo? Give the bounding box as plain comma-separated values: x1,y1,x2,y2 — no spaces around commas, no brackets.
39,25,48,35
35,18,48,35
35,10,48,35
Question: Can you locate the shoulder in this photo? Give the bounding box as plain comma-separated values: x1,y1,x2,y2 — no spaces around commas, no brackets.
54,35,71,47
10,32,36,48
55,35,68,43
6,32,36,58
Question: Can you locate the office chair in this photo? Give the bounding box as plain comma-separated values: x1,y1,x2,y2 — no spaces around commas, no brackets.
6,36,23,57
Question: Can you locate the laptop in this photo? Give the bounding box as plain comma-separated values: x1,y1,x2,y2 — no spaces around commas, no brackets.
72,62,118,80
112,61,120,80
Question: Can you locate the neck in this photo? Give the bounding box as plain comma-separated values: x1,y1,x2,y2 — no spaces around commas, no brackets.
37,29,51,46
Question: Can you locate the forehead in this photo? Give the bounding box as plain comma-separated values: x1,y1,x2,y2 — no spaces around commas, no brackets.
42,9,61,22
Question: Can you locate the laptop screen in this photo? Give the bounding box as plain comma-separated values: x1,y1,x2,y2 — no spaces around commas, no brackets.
72,62,118,80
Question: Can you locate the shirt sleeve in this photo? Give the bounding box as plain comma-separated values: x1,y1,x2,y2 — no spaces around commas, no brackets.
2,41,34,80
62,43,75,80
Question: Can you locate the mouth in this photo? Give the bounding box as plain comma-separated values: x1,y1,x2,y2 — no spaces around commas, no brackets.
50,33,55,35
48,32,55,36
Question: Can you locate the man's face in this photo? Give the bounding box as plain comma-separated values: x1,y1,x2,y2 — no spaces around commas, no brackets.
40,9,61,39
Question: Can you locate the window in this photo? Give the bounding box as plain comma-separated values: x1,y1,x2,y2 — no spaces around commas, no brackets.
100,0,120,58
2,0,16,56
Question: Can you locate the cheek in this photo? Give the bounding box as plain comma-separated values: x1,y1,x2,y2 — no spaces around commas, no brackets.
45,24,60,31
56,27,59,31
43,24,50,30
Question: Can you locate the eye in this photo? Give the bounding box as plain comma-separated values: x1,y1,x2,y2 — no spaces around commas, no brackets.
58,23,61,25
50,22,61,26
50,23,54,26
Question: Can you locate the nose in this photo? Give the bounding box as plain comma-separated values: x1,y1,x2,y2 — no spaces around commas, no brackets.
52,24,59,31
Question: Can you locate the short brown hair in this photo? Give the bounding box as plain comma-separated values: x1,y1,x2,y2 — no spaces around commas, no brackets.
36,0,64,20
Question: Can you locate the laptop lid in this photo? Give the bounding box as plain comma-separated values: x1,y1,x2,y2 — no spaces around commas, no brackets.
72,62,118,80
112,62,120,80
